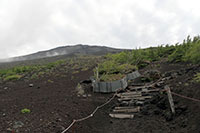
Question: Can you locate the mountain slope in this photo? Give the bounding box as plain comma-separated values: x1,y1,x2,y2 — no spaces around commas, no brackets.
10,44,125,61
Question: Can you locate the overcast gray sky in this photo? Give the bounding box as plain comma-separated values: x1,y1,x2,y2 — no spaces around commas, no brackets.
0,0,200,59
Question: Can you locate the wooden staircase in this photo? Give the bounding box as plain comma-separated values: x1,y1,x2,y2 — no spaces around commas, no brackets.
109,84,161,119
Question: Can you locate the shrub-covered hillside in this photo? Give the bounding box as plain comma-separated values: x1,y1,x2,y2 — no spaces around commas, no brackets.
97,35,200,81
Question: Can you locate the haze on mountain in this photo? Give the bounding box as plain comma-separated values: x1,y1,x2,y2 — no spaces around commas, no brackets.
0,0,200,59
8,44,125,62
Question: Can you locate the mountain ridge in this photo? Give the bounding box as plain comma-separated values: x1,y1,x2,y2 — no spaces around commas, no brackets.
3,44,127,62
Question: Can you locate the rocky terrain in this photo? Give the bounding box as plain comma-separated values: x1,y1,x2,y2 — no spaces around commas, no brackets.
0,55,199,133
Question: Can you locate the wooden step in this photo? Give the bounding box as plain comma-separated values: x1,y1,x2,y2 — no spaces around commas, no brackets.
114,106,139,110
113,107,140,113
128,86,145,90
120,100,145,106
118,96,152,101
119,94,142,99
109,113,134,119
129,88,160,93
117,92,142,97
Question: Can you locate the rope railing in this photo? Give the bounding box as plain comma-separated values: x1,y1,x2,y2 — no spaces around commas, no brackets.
171,91,200,103
162,87,200,103
61,79,200,133
61,88,121,133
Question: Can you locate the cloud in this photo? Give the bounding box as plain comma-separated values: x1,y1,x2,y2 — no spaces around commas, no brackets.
0,0,200,59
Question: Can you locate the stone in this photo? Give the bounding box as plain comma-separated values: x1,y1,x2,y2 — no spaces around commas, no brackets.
29,84,34,87
7,128,12,131
164,112,173,121
13,121,24,129
82,94,87,98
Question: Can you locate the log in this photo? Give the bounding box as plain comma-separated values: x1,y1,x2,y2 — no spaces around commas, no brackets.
114,106,140,110
117,91,142,97
109,113,134,119
129,88,160,93
113,107,140,113
128,86,144,91
118,96,152,101
144,89,160,93
120,94,142,98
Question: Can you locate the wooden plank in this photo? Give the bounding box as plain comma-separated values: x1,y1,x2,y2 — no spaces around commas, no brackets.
113,107,140,113
120,94,142,98
164,85,175,114
109,113,134,119
114,106,140,110
117,91,142,96
128,86,145,90
118,96,152,101
144,89,160,93
129,88,160,93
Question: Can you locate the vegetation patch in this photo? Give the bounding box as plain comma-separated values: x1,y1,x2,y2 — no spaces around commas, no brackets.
193,73,200,83
168,35,200,63
100,73,125,82
21,108,31,114
4,75,22,81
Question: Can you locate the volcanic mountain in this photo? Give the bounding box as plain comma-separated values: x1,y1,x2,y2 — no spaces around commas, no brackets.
9,44,126,62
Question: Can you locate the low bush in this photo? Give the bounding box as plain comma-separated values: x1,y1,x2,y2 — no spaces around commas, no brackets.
21,108,31,114
193,73,200,83
4,75,22,81
100,73,125,82
168,35,200,63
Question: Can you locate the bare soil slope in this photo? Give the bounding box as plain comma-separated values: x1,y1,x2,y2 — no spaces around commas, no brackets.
0,58,200,133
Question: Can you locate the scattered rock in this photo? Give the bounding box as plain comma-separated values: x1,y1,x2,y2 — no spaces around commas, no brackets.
56,118,62,122
153,109,161,115
2,113,6,117
29,84,34,87
13,121,24,129
157,98,167,110
164,112,173,121
175,105,188,116
171,73,178,78
4,87,8,90
179,118,188,128
7,128,12,132
82,94,87,98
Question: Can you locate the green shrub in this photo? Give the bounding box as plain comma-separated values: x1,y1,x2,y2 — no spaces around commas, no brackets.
47,79,54,83
193,73,200,83
4,75,22,81
168,44,188,62
118,64,137,74
21,108,31,114
31,73,38,79
168,35,200,63
184,42,200,64
100,73,125,81
98,60,120,74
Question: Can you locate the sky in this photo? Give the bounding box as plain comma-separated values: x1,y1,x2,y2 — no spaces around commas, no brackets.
0,0,200,59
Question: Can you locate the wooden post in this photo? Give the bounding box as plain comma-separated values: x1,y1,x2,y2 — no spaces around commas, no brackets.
96,65,99,81
164,85,175,114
